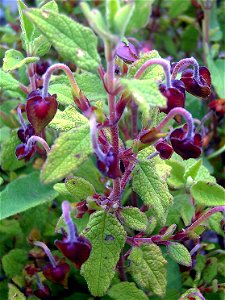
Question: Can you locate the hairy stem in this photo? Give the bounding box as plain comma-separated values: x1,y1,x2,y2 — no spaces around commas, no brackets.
171,57,200,80
17,105,26,130
26,136,50,153
135,58,172,88
105,41,121,202
42,63,80,98
34,241,57,268
156,107,194,139
62,201,78,242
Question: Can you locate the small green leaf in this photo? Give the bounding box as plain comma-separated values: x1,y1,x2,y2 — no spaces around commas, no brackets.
65,177,95,201
132,151,173,225
207,55,225,98
41,125,92,184
49,106,88,131
53,183,74,202
3,49,39,72
2,249,27,277
203,257,218,284
209,212,224,236
81,211,126,297
0,172,58,220
190,181,225,206
17,0,34,44
106,0,120,30
8,283,26,300
0,68,21,92
128,244,167,296
184,159,202,180
120,207,148,231
1,130,25,171
126,0,153,34
26,8,100,71
108,282,148,300
167,243,192,267
169,0,191,18
114,3,135,37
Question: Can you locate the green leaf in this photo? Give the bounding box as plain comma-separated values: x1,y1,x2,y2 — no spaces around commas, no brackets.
8,283,26,300
49,106,88,131
2,249,27,277
106,0,120,30
0,68,21,92
209,212,224,236
126,0,153,34
203,257,218,284
48,84,73,106
108,282,148,300
132,151,173,225
169,0,190,18
0,172,58,220
167,243,192,267
81,211,126,297
17,0,34,45
165,160,185,189
181,25,198,52
65,177,95,201
26,8,100,71
120,207,148,231
184,159,202,180
0,130,25,171
190,181,225,206
75,72,106,100
3,49,39,72
128,244,167,296
53,183,75,202
207,55,225,98
114,3,135,37
41,125,92,184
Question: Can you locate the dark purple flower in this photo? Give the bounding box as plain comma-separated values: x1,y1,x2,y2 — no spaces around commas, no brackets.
156,140,174,159
170,125,202,159
96,149,122,179
116,41,139,64
159,80,186,122
36,61,50,76
15,143,36,161
55,236,92,269
43,260,70,287
17,123,35,143
181,66,211,98
34,284,51,300
26,90,58,133
209,99,225,116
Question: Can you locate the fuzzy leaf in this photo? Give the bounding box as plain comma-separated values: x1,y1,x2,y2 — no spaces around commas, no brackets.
49,106,88,131
53,183,75,202
1,130,25,171
128,244,167,296
0,172,58,220
41,125,92,184
126,0,153,34
167,243,192,267
0,69,21,92
209,212,224,236
48,84,73,106
120,207,147,231
17,0,34,44
108,282,148,300
132,153,173,225
81,211,126,297
106,0,120,30
169,0,191,18
26,9,100,71
184,159,202,180
190,181,225,206
114,3,135,37
8,284,26,300
65,177,95,201
2,249,27,277
3,49,39,72
165,160,186,189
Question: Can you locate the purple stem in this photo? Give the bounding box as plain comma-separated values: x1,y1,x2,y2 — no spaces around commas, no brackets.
135,58,172,88
147,151,159,160
17,106,26,130
171,57,200,80
34,241,57,268
62,201,78,242
90,114,106,161
156,107,194,139
26,136,50,153
42,63,80,98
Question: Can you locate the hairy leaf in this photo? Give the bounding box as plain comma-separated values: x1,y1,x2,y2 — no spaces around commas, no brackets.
41,125,92,184
48,84,73,106
81,211,126,297
120,207,148,231
128,244,167,296
0,172,58,220
2,249,27,277
191,181,225,206
108,282,148,300
26,9,100,71
8,284,26,300
167,243,192,267
65,177,95,201
3,49,39,72
0,69,21,92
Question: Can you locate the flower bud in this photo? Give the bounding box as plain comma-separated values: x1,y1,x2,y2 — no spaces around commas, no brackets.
43,260,70,288
155,140,174,159
116,41,139,64
15,143,36,161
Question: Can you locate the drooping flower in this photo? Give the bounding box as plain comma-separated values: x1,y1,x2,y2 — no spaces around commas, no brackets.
155,140,174,160
116,41,139,64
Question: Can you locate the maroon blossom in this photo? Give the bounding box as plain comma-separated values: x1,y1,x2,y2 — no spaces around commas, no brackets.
116,41,139,64
17,123,35,143
15,143,36,161
55,201,92,269
43,261,70,287
26,90,58,133
96,149,122,179
209,99,225,116
181,66,211,98
170,125,202,160
155,140,174,160
36,61,50,76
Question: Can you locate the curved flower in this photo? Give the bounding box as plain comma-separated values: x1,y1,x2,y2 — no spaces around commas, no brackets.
155,140,174,160
116,41,139,64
